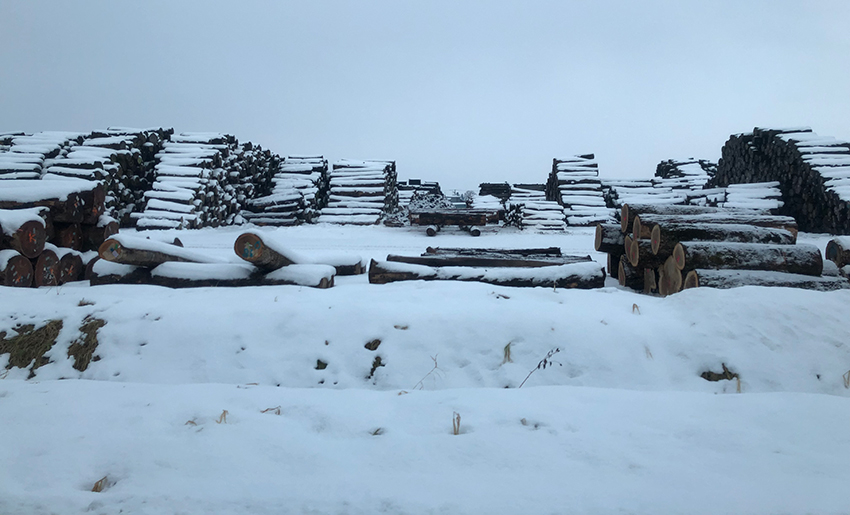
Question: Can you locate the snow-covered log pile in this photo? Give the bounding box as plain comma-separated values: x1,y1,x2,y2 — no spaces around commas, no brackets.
478,182,512,201
0,180,117,287
545,155,614,226
0,132,84,180
603,159,716,208
316,159,399,225
91,233,365,288
712,126,850,233
369,246,604,288
719,182,784,212
597,202,848,295
509,184,566,232
242,155,328,226
397,179,441,208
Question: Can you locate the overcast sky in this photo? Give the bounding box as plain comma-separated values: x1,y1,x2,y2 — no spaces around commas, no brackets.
2,1,849,190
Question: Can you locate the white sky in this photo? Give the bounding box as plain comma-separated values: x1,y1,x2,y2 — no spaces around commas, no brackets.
2,1,849,190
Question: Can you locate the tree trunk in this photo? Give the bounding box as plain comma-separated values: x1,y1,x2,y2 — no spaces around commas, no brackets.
58,252,84,284
233,232,297,271
657,256,682,296
82,220,119,252
620,203,742,233
594,223,625,253
626,238,665,269
98,238,200,267
386,253,591,269
650,222,796,256
674,242,823,276
425,246,563,257
683,269,849,292
632,213,798,242
617,254,643,290
825,237,850,267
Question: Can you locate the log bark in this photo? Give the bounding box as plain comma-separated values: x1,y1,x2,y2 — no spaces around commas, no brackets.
594,223,625,253
650,223,796,256
0,250,33,287
425,246,563,257
626,238,665,269
617,254,642,290
99,237,203,267
825,237,850,267
675,242,823,276
683,269,849,292
386,253,591,269
632,213,798,242
32,249,60,287
2,219,47,258
620,203,744,233
368,259,605,289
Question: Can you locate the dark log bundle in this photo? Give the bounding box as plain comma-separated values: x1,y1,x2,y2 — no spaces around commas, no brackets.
0,249,34,287
672,242,823,277
32,248,60,287
386,252,591,268
632,213,798,241
425,246,563,257
825,237,850,267
683,269,849,292
594,224,625,254
712,126,850,234
99,235,211,267
649,223,796,256
368,259,605,289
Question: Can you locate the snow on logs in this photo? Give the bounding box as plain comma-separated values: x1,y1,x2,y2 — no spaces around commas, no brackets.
599,202,844,295
713,126,850,234
316,159,399,225
233,232,364,276
545,155,614,226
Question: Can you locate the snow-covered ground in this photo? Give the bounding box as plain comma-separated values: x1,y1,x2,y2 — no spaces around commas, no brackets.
1,225,849,515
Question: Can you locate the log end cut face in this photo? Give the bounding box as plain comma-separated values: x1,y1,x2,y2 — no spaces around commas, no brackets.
15,220,47,259
3,254,33,287
34,250,60,287
234,233,265,263
98,238,125,262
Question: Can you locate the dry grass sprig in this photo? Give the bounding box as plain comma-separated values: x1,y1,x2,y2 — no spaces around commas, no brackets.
216,410,229,424
518,348,562,388
452,412,461,435
413,354,443,390
843,370,850,389
91,476,108,493
261,406,281,415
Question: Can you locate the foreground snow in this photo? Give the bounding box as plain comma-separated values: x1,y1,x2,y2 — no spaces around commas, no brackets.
1,225,849,514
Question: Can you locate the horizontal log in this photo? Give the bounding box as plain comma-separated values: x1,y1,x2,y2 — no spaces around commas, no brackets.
234,233,364,275
99,234,215,267
673,242,823,276
633,213,798,242
148,262,257,288
650,223,796,256
617,254,642,290
386,252,591,268
683,269,849,292
368,259,605,289
620,203,745,233
594,223,624,253
89,260,152,286
825,237,850,267
262,264,336,288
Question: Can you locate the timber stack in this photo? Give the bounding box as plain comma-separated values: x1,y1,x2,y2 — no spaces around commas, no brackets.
369,246,605,288
397,179,441,208
0,179,113,287
545,154,614,226
243,155,328,226
316,159,399,225
596,202,849,295
509,184,566,232
89,232,365,288
711,126,850,234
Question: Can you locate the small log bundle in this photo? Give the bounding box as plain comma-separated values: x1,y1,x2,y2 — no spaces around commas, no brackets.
368,259,605,289
316,159,398,225
545,154,614,226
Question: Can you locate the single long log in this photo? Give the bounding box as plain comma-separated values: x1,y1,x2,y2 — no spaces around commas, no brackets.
148,262,258,288
32,249,60,287
683,269,849,292
650,223,796,256
234,233,364,275
0,249,34,287
262,264,336,288
621,203,749,233
632,213,798,242
594,223,625,253
425,246,563,257
368,259,605,289
386,253,591,269
825,237,850,267
99,234,213,267
673,242,823,276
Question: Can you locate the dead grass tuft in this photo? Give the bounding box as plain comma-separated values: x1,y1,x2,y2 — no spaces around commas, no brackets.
452,411,461,435
0,320,63,378
67,317,106,372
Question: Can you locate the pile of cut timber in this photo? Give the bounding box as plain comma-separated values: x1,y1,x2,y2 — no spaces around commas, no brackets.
509,184,566,232
478,183,512,202
397,179,441,208
603,159,715,208
243,155,329,226
316,159,399,225
0,132,83,180
91,233,365,288
0,180,113,287
596,202,848,294
369,246,605,288
545,155,614,226
712,126,850,233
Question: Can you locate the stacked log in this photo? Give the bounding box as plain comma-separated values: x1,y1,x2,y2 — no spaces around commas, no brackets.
603,159,715,208
242,155,328,226
0,132,83,180
597,202,847,295
546,154,614,226
508,185,566,232
397,179,441,208
369,247,604,288
316,159,399,225
712,126,850,234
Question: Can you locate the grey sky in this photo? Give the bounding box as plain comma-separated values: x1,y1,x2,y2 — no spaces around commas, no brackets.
2,1,849,190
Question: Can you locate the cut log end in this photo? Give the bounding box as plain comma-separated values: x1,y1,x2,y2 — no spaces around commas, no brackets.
683,270,699,290
2,254,34,287
33,250,60,287
650,224,661,255
59,253,84,284
98,239,126,262
9,219,47,259
643,268,657,294
672,242,685,271
233,233,265,263
620,205,630,233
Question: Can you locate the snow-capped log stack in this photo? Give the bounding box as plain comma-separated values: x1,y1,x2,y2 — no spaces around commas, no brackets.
0,132,84,180
478,183,512,201
397,179,441,208
133,133,237,230
316,159,399,225
599,202,847,294
242,155,328,226
602,159,716,209
719,182,784,213
369,247,604,288
712,126,850,234
546,155,615,226
509,184,566,232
